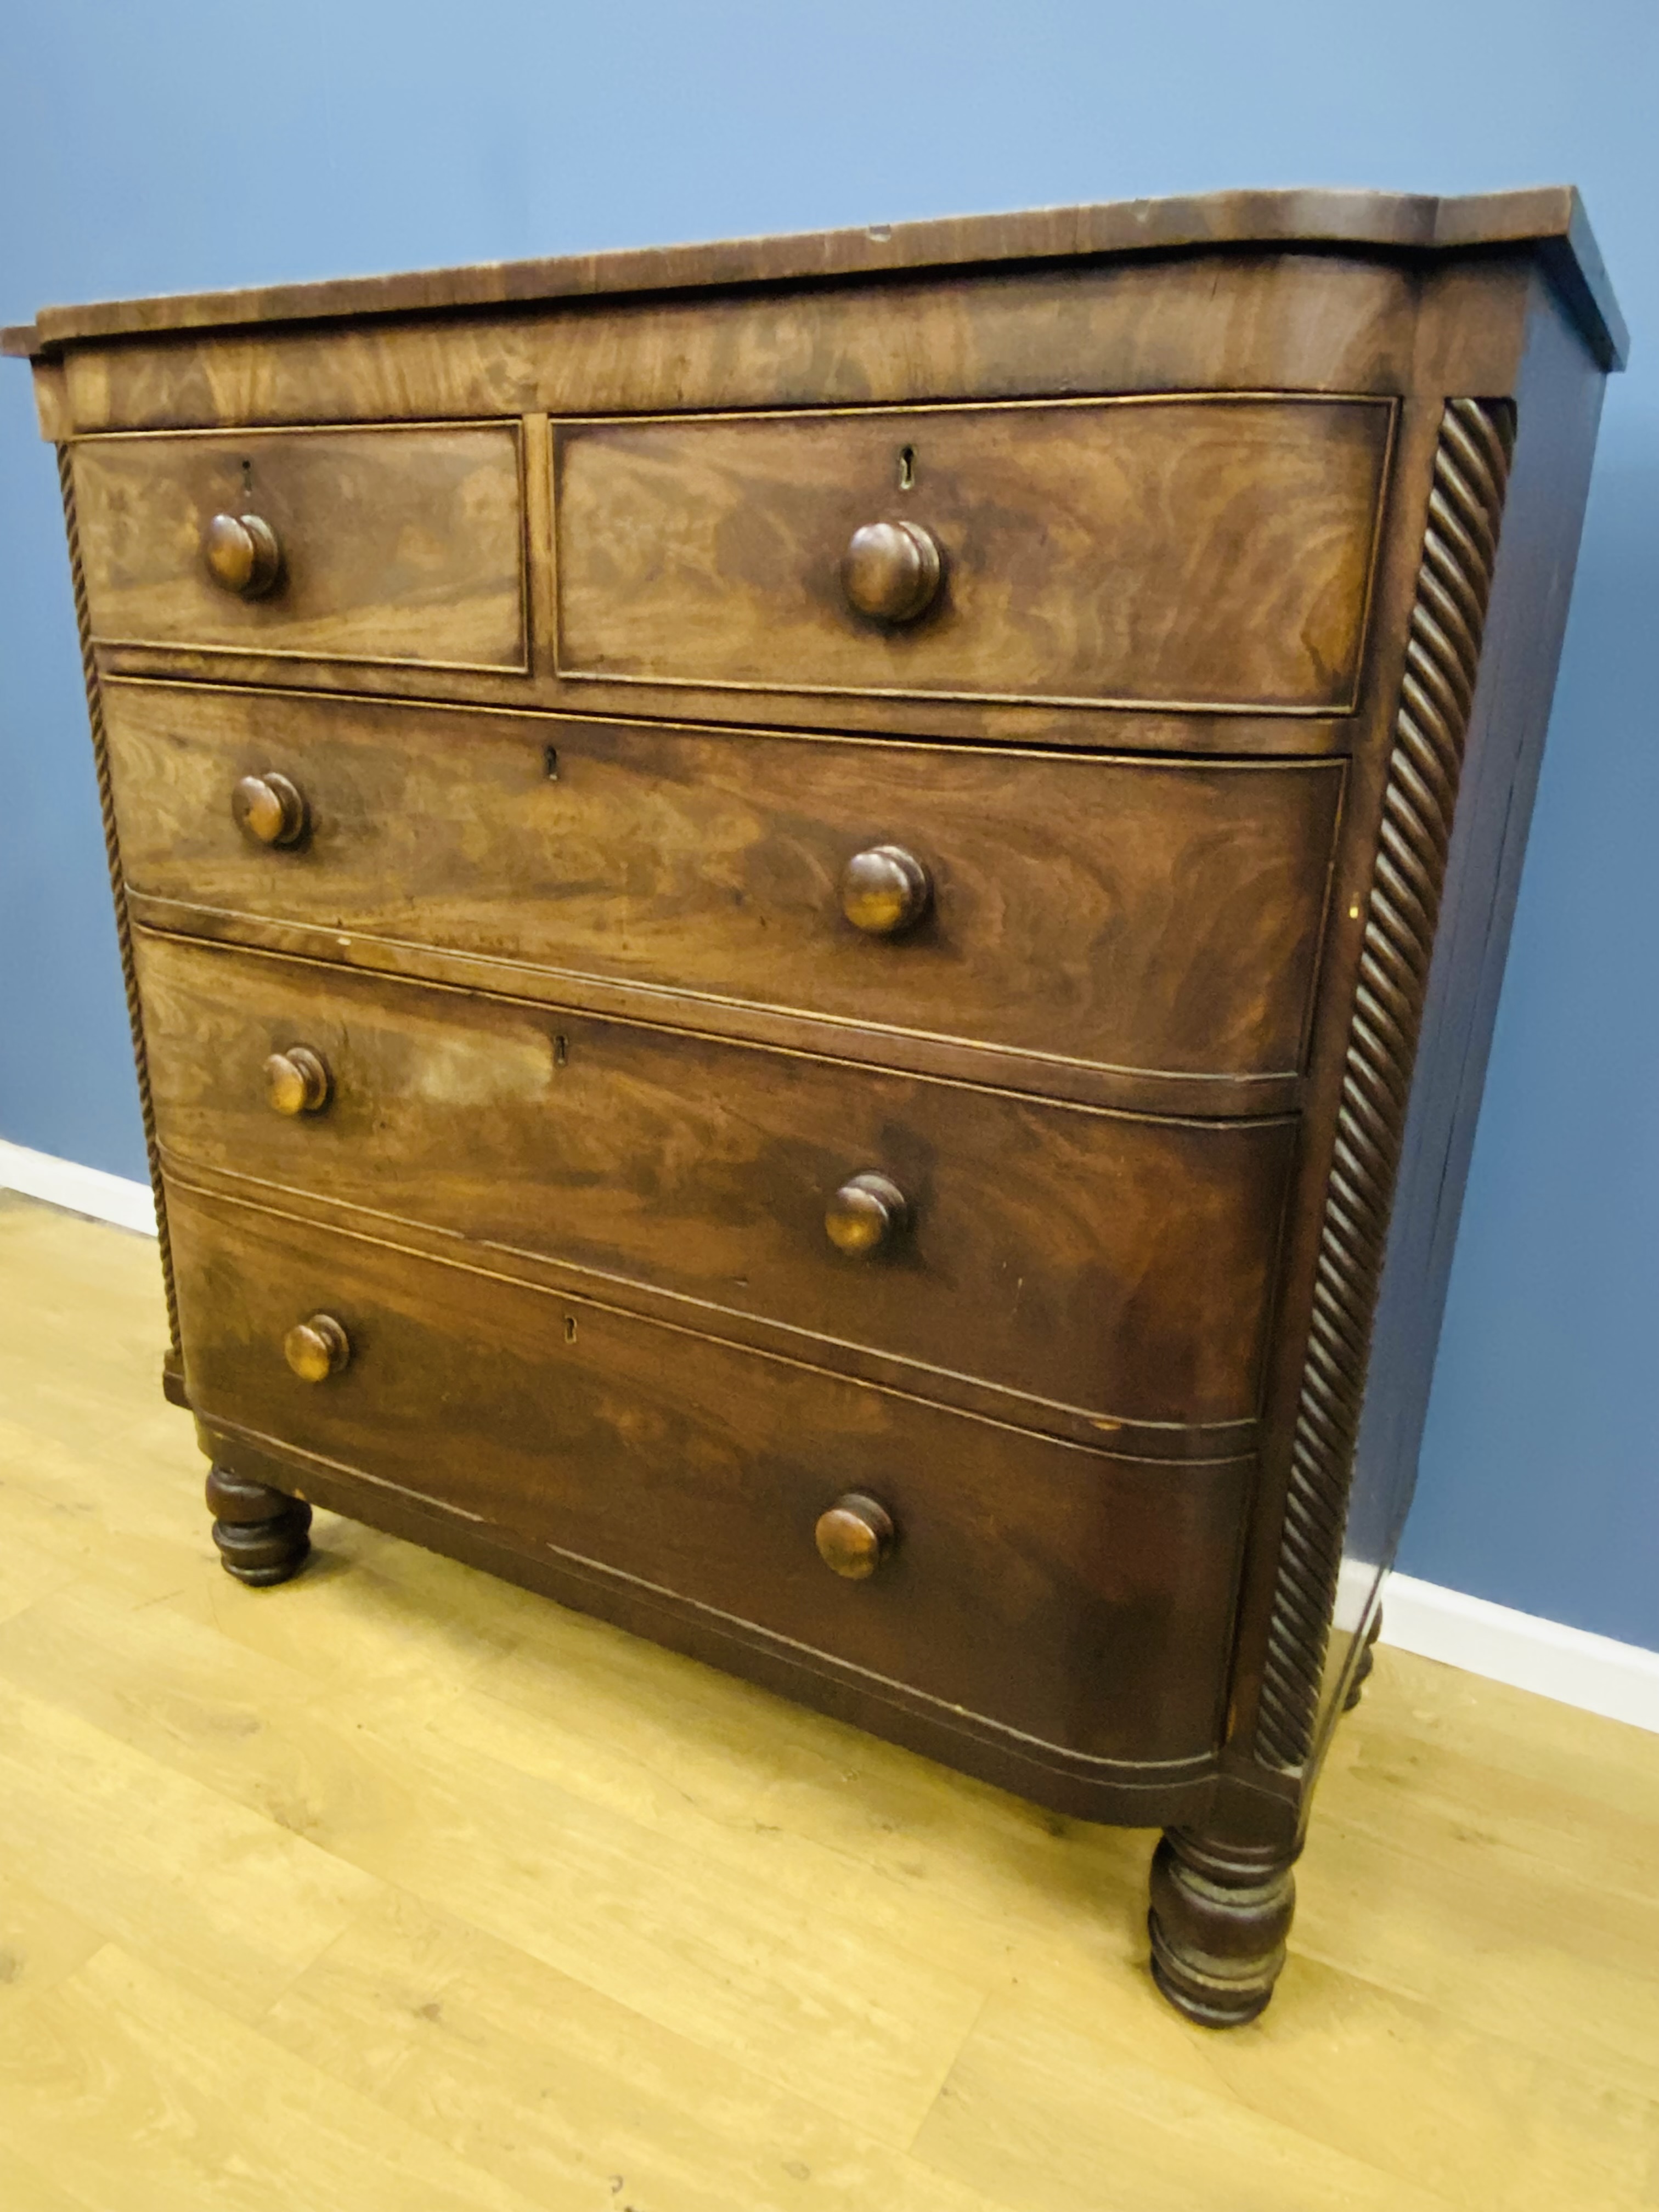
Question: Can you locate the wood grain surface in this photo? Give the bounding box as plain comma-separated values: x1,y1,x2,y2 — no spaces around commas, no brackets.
103,684,1345,1096
555,396,1395,713
72,425,526,669
136,931,1297,1434
166,1183,1249,1767
52,256,1545,771
3,184,1624,369
44,257,1429,439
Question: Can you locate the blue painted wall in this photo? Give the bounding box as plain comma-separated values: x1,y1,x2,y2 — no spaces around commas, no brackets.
3,0,1653,1646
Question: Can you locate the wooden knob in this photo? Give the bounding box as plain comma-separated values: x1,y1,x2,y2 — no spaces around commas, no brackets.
815,1493,895,1580
205,511,282,597
283,1313,350,1383
842,520,942,623
232,770,308,848
264,1046,331,1116
825,1172,908,1257
839,844,930,936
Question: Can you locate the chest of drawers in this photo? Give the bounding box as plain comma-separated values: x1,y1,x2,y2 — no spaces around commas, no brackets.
5,187,1624,2025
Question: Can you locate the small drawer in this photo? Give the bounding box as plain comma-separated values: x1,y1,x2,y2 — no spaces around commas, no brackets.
138,934,1297,1438
554,395,1394,714
71,424,527,670
170,1184,1247,1764
106,685,1344,1101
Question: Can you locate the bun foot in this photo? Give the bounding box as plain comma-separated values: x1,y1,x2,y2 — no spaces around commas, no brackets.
1147,1827,1297,2027
1344,1607,1384,1712
207,1465,312,1587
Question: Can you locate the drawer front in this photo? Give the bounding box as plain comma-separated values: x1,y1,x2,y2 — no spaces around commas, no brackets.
72,425,526,670
170,1186,1246,1762
554,396,1393,712
139,933,1295,1434
107,685,1344,1091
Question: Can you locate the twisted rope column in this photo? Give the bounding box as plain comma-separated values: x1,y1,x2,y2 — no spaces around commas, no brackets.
56,442,182,1358
1254,398,1516,1771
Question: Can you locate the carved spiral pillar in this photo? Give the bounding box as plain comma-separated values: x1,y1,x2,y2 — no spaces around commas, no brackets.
1252,399,1516,1773
57,442,182,1364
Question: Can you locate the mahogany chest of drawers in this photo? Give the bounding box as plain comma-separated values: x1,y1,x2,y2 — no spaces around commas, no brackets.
5,188,1624,2024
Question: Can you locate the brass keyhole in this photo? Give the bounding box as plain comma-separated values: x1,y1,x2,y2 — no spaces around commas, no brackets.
896,444,916,492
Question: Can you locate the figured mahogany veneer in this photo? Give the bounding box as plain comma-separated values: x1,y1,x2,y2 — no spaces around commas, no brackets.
555,396,1394,714
71,424,527,670
134,929,1297,1443
168,1181,1249,1774
10,186,1621,2027
101,682,1344,1110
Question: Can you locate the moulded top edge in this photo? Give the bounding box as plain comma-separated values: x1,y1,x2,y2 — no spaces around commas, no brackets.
0,185,1627,372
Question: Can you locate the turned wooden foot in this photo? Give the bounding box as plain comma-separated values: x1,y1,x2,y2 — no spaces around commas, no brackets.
1343,1607,1383,1711
206,1465,312,1587
1147,1827,1298,2027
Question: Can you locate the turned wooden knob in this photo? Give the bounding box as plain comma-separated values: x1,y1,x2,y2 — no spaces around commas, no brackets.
839,844,931,936
283,1312,350,1383
205,511,282,597
842,519,942,623
814,1493,895,1580
264,1046,331,1116
825,1171,908,1256
232,770,308,848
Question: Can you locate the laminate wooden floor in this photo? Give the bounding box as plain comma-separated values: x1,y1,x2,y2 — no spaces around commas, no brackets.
1,1188,1656,2212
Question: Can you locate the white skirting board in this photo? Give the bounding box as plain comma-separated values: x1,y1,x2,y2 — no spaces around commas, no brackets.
1,1135,159,1237
1380,1573,1659,1735
4,1135,1656,1735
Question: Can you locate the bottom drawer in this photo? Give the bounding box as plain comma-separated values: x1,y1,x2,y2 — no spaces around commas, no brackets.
170,1184,1248,1766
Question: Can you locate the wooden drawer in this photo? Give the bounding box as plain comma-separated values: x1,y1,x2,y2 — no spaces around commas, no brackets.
107,684,1344,1104
169,1184,1247,1763
554,396,1394,713
71,424,527,670
138,932,1296,1439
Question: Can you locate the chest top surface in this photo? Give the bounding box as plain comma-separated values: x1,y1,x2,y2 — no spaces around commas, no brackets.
0,183,1627,369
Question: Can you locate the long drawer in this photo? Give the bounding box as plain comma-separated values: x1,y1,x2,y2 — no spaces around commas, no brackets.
168,1184,1248,1764
105,684,1344,1100
138,932,1295,1436
554,395,1394,713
